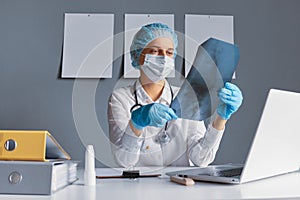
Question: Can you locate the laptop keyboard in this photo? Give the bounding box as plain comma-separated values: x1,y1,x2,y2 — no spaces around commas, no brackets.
215,167,243,177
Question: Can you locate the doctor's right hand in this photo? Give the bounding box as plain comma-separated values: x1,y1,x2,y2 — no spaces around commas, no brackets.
131,103,178,130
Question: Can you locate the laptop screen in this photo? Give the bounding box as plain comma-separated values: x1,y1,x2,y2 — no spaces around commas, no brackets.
241,89,300,183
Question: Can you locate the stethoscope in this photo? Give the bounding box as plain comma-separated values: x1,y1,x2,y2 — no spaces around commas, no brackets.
130,81,174,144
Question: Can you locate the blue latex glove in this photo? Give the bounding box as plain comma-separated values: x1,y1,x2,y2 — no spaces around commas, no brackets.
217,82,243,120
131,103,178,130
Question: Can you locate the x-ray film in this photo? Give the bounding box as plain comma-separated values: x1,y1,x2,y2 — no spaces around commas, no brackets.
171,38,240,121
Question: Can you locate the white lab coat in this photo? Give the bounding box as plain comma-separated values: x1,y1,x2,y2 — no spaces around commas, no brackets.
108,80,224,168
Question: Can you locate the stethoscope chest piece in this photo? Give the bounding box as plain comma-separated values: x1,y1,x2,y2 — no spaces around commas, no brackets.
156,130,171,144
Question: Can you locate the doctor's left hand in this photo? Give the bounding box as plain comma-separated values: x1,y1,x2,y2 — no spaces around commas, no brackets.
131,103,178,130
217,82,243,120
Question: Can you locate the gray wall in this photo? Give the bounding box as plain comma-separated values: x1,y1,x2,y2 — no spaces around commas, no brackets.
1,0,300,167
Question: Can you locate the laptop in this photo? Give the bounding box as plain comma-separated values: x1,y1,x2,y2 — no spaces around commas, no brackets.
166,89,300,184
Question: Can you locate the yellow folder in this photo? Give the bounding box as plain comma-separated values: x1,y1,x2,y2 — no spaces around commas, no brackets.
0,130,71,161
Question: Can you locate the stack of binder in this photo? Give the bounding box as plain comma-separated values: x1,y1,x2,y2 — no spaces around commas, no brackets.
0,130,79,195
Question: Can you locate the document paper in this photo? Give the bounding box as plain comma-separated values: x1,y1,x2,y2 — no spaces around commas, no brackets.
62,13,114,78
185,15,234,77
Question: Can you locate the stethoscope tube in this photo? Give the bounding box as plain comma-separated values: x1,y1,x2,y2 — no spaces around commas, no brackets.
130,81,174,144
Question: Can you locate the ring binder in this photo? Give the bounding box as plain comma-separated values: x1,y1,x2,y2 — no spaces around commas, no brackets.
0,130,70,161
0,160,79,195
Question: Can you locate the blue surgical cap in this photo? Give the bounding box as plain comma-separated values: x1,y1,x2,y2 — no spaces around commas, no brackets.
130,22,178,69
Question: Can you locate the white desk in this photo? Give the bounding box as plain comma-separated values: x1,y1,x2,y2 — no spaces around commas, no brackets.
1,167,300,200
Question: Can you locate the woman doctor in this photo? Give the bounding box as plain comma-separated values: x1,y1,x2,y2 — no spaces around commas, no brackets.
108,23,243,168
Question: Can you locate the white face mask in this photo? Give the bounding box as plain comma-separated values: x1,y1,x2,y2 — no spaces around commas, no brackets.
141,54,175,83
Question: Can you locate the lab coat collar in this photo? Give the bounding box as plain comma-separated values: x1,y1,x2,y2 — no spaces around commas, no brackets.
135,79,172,106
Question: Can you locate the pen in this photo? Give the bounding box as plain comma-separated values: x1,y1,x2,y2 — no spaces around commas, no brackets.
170,176,195,186
96,174,161,179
